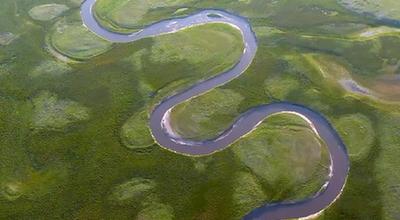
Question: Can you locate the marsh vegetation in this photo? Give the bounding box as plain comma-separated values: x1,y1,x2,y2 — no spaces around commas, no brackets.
0,0,399,219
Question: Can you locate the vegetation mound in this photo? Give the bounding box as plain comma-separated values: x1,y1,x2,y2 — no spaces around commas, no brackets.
232,114,330,200
94,0,195,33
137,201,174,220
232,172,267,218
335,114,375,157
0,32,16,46
1,168,68,202
30,60,72,77
48,19,113,60
28,4,70,21
109,177,156,203
32,91,90,130
1,182,23,201
121,110,154,149
170,88,244,140
265,75,301,100
149,24,242,65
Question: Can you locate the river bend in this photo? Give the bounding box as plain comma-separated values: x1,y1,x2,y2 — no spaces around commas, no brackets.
80,1,350,219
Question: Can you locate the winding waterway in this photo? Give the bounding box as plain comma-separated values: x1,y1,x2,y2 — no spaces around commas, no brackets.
81,0,350,219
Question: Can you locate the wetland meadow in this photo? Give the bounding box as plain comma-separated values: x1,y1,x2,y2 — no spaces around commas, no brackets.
0,0,399,219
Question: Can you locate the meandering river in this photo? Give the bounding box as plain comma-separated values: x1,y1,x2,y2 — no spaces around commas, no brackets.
81,0,350,219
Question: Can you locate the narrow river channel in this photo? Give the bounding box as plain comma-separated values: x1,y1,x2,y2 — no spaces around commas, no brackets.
81,1,350,219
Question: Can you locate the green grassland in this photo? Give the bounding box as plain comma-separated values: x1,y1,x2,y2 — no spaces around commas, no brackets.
48,14,114,61
0,0,400,219
334,114,375,158
28,4,70,21
231,114,330,202
94,0,195,33
274,30,400,102
170,88,244,140
339,0,400,21
120,23,243,148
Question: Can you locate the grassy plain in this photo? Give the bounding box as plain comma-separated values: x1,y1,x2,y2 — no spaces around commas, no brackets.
49,17,114,60
94,0,195,33
338,0,400,21
28,4,70,21
121,23,243,147
0,0,399,219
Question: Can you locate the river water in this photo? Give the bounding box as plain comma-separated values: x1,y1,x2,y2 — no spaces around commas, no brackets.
81,0,350,219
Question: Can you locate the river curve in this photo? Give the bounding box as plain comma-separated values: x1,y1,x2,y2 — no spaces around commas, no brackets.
80,0,350,219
